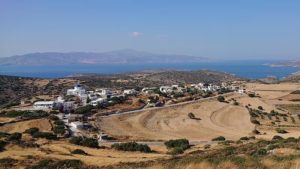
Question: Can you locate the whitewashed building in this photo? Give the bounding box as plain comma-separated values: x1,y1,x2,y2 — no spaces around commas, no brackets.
123,89,137,95
67,84,86,96
33,101,55,110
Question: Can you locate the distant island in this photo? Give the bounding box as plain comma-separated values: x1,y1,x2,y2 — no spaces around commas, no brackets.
0,49,207,66
267,60,300,67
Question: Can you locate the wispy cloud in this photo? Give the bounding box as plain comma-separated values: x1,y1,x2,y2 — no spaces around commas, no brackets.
131,32,143,38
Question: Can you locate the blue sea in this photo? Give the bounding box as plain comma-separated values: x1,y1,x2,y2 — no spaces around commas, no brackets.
0,60,299,79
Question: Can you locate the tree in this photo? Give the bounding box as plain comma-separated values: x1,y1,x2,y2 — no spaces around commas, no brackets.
217,96,225,102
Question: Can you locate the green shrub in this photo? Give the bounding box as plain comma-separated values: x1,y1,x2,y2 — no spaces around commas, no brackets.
212,136,226,141
71,149,88,155
248,93,255,97
0,132,10,138
169,147,184,155
69,136,99,148
252,148,267,156
24,127,39,135
0,110,48,119
7,132,22,141
32,132,57,140
74,105,93,114
272,135,284,140
0,157,18,168
217,96,225,102
0,140,7,151
276,128,288,134
31,159,83,169
240,137,249,141
49,115,59,121
258,106,263,110
53,125,66,135
164,139,190,150
111,142,151,153
54,120,64,125
250,119,260,125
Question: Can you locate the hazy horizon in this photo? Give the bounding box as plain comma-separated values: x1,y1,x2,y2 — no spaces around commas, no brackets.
1,0,300,60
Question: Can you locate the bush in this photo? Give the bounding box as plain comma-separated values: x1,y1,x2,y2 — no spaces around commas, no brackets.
272,135,284,140
69,136,99,148
0,158,18,168
250,119,260,125
212,136,226,141
217,96,225,102
276,128,288,134
258,106,263,110
252,129,261,134
7,132,22,141
24,127,39,135
169,147,184,155
164,139,190,150
0,132,10,138
252,148,267,156
188,112,195,119
49,115,60,121
53,125,66,135
240,137,249,141
0,110,48,119
111,142,151,153
32,132,57,140
74,105,93,114
71,149,88,155
248,93,255,97
0,140,7,151
54,120,64,126
31,159,83,169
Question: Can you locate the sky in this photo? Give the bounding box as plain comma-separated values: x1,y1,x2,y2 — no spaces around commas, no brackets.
0,0,300,60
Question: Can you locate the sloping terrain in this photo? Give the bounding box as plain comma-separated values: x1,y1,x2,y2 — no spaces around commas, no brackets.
98,94,255,141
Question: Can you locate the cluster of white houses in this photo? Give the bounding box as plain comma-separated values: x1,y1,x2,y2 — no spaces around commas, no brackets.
33,84,137,110
33,81,246,110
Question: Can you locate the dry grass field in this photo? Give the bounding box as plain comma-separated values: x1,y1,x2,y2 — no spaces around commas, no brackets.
98,83,300,142
0,118,52,133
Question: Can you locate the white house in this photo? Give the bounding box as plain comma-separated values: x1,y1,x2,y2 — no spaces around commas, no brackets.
67,84,86,96
159,86,173,94
238,88,246,94
33,101,55,110
90,98,107,106
95,88,112,98
123,89,137,95
141,87,156,94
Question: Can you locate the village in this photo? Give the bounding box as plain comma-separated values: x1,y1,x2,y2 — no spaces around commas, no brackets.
27,81,247,141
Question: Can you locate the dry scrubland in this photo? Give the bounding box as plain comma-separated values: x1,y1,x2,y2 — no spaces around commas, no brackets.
1,82,300,168
98,83,300,142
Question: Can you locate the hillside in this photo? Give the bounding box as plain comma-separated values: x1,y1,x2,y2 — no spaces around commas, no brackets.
71,70,242,89
0,70,241,107
0,75,76,108
0,49,206,66
282,72,300,82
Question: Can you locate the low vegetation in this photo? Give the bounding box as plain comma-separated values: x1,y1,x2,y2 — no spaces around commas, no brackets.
164,139,190,155
212,136,226,141
217,96,225,102
111,142,151,153
276,128,288,134
69,136,99,148
30,159,83,169
0,110,48,119
71,149,88,155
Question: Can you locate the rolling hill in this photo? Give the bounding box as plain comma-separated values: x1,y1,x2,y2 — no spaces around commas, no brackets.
0,49,207,66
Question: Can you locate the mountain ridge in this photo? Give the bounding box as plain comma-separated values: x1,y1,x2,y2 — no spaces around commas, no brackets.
0,49,207,65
